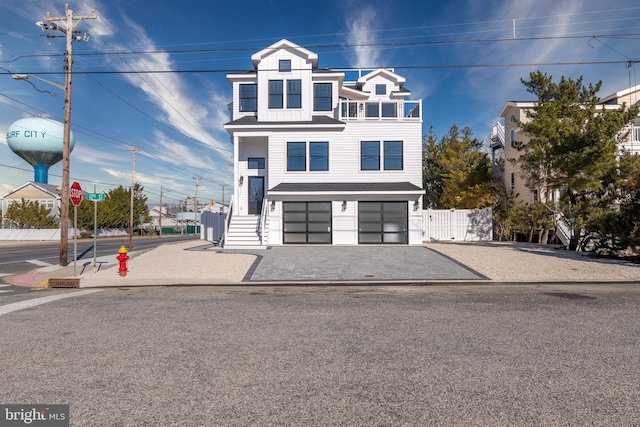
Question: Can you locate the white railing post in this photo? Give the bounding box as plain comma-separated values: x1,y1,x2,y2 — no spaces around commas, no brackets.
259,197,268,245
222,194,234,247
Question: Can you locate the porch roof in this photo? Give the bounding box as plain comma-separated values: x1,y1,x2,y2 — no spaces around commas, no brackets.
224,115,344,129
269,182,424,195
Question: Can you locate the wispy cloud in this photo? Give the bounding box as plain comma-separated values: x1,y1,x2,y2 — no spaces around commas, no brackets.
345,6,382,68
89,12,230,158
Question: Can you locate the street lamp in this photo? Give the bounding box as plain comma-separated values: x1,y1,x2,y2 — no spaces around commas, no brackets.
12,74,65,93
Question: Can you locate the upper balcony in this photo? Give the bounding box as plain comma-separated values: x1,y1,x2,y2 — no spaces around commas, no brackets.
338,99,421,122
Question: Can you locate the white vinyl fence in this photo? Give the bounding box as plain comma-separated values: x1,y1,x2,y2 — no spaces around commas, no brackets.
422,208,493,241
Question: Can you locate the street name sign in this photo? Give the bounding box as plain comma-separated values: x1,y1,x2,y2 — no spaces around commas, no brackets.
86,192,106,202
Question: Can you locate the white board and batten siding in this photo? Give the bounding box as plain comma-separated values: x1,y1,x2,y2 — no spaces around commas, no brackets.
423,208,493,242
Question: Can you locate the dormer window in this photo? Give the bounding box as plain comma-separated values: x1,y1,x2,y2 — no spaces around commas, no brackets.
279,60,291,72
375,84,386,95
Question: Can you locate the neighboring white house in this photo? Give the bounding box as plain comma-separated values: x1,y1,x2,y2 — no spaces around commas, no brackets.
223,39,424,247
0,181,61,228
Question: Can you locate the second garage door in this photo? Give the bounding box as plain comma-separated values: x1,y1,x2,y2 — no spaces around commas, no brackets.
358,201,408,244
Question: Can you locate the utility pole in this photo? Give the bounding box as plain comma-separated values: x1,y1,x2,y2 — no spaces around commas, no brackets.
159,185,163,236
37,6,96,266
127,147,141,249
220,183,228,213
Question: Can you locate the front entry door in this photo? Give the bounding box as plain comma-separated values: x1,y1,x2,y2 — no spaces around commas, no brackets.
248,176,264,215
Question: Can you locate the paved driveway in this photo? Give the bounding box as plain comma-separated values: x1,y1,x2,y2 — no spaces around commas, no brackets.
226,246,486,282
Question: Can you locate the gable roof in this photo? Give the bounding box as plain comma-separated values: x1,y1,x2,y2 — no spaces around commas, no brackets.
0,181,62,200
251,39,318,69
357,68,406,88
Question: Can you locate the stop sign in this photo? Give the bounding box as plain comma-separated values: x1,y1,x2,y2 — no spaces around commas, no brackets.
70,181,83,206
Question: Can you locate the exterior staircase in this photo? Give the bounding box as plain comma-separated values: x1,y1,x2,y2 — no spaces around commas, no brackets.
223,215,266,249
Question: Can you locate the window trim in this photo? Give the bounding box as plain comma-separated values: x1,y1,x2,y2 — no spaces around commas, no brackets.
279,59,291,72
239,84,257,112
268,80,283,109
313,82,333,111
287,142,307,171
360,141,380,171
309,141,329,171
383,140,403,170
287,79,302,109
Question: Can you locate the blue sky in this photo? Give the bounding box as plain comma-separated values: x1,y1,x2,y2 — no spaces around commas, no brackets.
2,0,640,207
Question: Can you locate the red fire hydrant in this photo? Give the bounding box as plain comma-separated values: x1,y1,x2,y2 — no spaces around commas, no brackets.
116,245,129,277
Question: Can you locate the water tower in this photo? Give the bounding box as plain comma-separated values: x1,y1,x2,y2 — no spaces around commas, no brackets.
6,117,75,184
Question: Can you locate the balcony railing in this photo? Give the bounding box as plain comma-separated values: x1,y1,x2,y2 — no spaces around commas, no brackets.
339,100,421,121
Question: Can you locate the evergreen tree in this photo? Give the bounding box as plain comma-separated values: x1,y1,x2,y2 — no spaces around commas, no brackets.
515,71,639,250
4,198,58,229
422,125,497,209
76,183,150,229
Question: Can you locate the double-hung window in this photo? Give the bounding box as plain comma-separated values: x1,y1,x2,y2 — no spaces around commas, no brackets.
383,141,403,170
287,80,302,109
314,83,332,111
287,142,306,171
361,141,380,170
310,142,329,171
269,80,283,109
239,84,257,112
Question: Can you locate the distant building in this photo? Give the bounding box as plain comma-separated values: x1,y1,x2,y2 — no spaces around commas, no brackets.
0,182,61,228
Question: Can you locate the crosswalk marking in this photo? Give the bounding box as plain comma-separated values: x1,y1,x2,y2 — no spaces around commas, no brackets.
26,259,53,267
0,290,102,316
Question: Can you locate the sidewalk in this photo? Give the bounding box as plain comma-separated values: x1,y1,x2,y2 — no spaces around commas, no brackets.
6,240,640,288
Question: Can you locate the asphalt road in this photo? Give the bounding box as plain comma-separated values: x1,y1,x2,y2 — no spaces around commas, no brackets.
1,283,639,426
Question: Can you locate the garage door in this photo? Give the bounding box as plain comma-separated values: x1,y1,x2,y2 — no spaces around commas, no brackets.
358,201,408,244
283,202,332,244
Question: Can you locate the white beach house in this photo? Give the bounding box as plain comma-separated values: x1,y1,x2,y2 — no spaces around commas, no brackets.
223,39,424,247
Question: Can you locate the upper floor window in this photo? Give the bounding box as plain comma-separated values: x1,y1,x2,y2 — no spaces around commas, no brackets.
310,142,329,171
279,59,291,72
239,84,257,112
314,83,332,111
287,142,306,171
361,140,404,171
383,141,403,170
269,80,283,109
287,80,302,109
510,114,516,123
361,141,380,170
248,157,265,169
375,84,386,95
510,129,515,148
